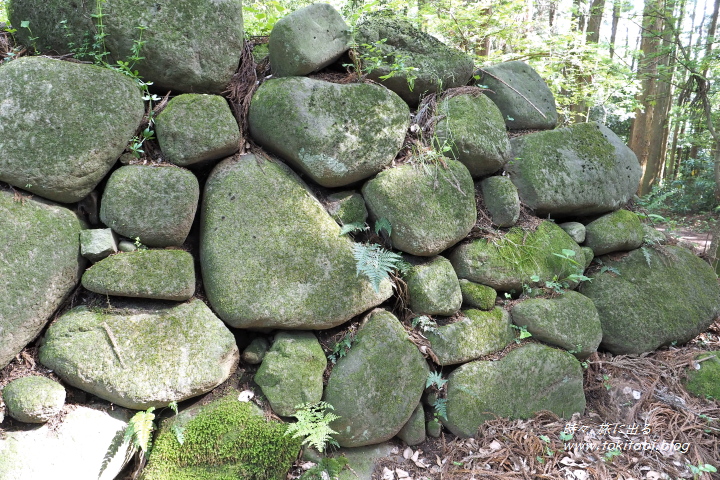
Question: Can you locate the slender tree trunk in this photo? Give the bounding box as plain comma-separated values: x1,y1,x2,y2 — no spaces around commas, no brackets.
609,0,621,57
586,0,606,43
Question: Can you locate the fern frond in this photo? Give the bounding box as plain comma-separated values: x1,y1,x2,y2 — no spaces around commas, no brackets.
125,406,155,457
426,371,447,389
433,398,448,420
339,222,368,236
352,243,404,293
285,402,340,453
374,217,392,237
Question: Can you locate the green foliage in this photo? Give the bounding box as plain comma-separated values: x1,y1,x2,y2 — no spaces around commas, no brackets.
511,324,532,343
328,332,355,364
338,221,368,236
431,397,447,421
285,402,340,454
688,463,717,479
411,315,438,334
351,242,409,293
349,38,418,91
374,217,392,237
124,406,156,458
299,457,349,480
426,371,447,390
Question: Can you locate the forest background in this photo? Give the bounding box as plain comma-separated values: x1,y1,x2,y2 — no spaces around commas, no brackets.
1,0,719,255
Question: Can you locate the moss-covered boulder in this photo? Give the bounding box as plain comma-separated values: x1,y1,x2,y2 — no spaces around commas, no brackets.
434,90,511,177
326,191,368,226
397,403,426,446
354,14,474,106
155,94,240,167
249,77,409,188
510,291,602,359
81,249,195,301
0,57,144,203
269,2,350,77
141,395,301,480
584,209,644,255
362,159,476,256
324,310,428,447
684,351,720,400
405,256,462,315
475,61,558,130
559,222,586,243
449,221,584,292
254,332,326,417
2,376,65,424
459,279,497,310
0,186,86,369
39,300,239,409
507,122,642,216
642,223,667,245
580,246,720,354
100,165,199,247
80,228,118,262
200,154,391,329
443,343,585,437
480,176,520,227
425,308,514,366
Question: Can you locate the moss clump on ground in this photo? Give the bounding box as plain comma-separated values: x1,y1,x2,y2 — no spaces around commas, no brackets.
684,351,720,400
142,395,302,480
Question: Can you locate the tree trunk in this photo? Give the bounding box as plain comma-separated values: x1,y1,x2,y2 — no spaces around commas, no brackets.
586,0,606,43
609,0,621,57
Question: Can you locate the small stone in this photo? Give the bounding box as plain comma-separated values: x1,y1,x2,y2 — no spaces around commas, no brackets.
326,191,368,226
559,222,586,243
405,256,462,316
480,176,520,227
584,209,644,255
117,240,137,252
242,337,270,365
426,419,442,438
80,229,118,262
3,376,65,424
397,403,426,446
458,279,497,310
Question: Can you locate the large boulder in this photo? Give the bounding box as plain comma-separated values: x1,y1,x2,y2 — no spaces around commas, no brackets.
475,61,558,130
449,221,584,292
0,186,86,369
443,343,585,437
0,57,144,203
362,159,477,256
580,246,720,354
507,122,642,216
354,14,474,106
433,90,512,177
200,154,392,330
324,310,428,447
269,3,350,77
583,209,644,255
249,77,409,188
39,299,239,409
2,376,65,424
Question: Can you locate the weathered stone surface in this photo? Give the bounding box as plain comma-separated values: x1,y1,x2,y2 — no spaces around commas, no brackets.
362,159,476,256
80,228,118,262
326,191,368,226
475,61,558,130
511,290,602,359
443,343,585,437
0,57,144,203
354,14,474,106
406,256,462,315
0,186,86,369
200,154,391,329
155,94,240,167
507,122,642,216
434,90,511,177
0,404,133,480
580,246,720,354
81,249,195,301
269,3,350,77
584,209,644,255
642,223,667,245
39,300,238,409
684,351,720,400
425,308,513,365
335,443,395,480
255,332,326,417
559,222,586,243
459,279,497,310
249,77,409,188
449,221,584,292
100,165,199,247
480,176,520,227
397,403,426,446
2,376,65,424
242,337,270,365
325,310,428,447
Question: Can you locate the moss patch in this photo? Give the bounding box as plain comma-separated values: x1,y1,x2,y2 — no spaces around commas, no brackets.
684,351,720,400
459,279,497,310
584,209,644,255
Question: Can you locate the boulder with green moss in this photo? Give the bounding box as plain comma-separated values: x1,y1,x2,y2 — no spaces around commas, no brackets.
449,221,584,292
324,310,428,447
580,246,720,354
443,343,585,437
80,228,118,262
474,61,558,130
39,299,238,409
255,332,326,417
142,395,301,480
397,403,426,446
354,14,474,106
642,224,667,245
425,308,514,366
507,122,642,216
362,159,476,256
584,209,644,255
559,222,586,243
269,3,350,77
249,77,409,188
459,279,497,310
684,351,720,400
0,57,144,203
510,290,602,359
405,256,462,315
81,249,195,301
200,154,392,329
2,376,65,424
0,186,86,369
155,94,240,167
480,176,521,227
326,191,368,226
433,90,511,177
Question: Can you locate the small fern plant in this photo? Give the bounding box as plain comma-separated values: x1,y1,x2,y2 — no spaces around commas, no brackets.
352,243,410,293
124,406,156,458
285,402,340,453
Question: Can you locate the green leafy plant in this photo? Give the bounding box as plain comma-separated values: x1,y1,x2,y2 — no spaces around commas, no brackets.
411,315,438,334
351,242,409,293
374,217,392,237
602,374,612,390
688,463,717,479
299,456,349,480
339,221,368,236
432,397,447,421
426,371,447,390
285,402,340,454
347,38,418,91
604,448,621,462
511,324,532,343
328,332,355,364
124,406,156,458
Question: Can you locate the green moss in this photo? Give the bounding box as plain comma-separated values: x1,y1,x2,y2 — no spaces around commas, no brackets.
459,279,497,310
405,256,462,315
142,395,301,480
584,209,644,255
326,192,368,226
685,352,720,400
